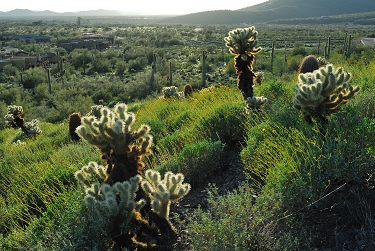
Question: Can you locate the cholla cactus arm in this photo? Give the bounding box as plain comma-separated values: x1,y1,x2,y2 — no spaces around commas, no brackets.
76,168,144,231
75,161,107,188
141,169,190,220
86,104,104,118
162,86,181,98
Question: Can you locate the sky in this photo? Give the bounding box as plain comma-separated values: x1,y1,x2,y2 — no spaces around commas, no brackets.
0,1,269,15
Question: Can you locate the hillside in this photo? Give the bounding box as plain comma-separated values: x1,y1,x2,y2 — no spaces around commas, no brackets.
159,0,375,25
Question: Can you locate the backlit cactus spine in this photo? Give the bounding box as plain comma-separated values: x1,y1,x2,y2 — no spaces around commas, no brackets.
4,105,24,129
75,162,146,232
76,103,153,184
224,26,267,109
4,105,42,138
141,169,191,221
294,64,360,124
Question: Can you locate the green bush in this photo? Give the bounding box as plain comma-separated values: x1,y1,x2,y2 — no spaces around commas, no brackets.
158,140,225,187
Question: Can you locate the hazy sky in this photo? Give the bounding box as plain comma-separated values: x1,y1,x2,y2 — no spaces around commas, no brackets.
0,1,268,15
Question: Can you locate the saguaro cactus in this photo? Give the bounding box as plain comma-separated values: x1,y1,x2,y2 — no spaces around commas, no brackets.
294,64,360,124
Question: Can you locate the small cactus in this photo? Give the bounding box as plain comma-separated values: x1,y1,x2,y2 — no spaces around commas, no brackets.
68,112,81,141
4,105,41,138
294,64,360,124
183,84,193,97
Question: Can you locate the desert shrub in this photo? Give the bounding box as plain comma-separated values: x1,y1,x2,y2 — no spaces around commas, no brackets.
199,104,247,146
187,184,273,251
21,67,47,89
157,140,225,187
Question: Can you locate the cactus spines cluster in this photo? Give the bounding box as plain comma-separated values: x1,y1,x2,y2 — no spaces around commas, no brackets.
141,169,191,220
75,162,145,232
76,103,152,184
23,119,42,138
85,104,104,118
4,105,24,128
224,26,262,57
245,96,268,111
4,105,42,138
294,64,360,123
224,26,265,105
162,86,184,99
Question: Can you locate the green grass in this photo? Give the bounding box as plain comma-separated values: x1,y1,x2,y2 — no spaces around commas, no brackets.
0,55,375,250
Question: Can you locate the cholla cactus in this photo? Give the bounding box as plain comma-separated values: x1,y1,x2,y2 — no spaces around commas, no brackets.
4,105,41,138
76,103,153,183
75,162,146,232
255,71,264,85
294,64,360,123
4,105,24,128
224,26,262,100
23,119,42,138
245,96,268,111
162,86,184,99
85,105,104,118
141,169,191,220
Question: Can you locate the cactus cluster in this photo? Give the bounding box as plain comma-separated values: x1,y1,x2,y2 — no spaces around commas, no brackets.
75,103,191,249
294,64,360,123
4,105,24,128
23,119,42,137
141,169,191,220
75,162,146,232
162,86,184,99
245,96,268,111
76,103,152,183
224,26,262,57
224,26,267,109
4,105,42,138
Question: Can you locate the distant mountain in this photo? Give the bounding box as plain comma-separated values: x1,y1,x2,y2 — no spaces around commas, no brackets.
158,0,375,25
0,9,142,17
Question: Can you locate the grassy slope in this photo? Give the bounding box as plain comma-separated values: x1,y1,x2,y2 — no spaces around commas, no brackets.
0,56,374,250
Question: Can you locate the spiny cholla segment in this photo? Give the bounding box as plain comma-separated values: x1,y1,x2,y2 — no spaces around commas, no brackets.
224,26,262,59
76,103,152,157
294,64,360,115
75,162,145,231
141,169,191,220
